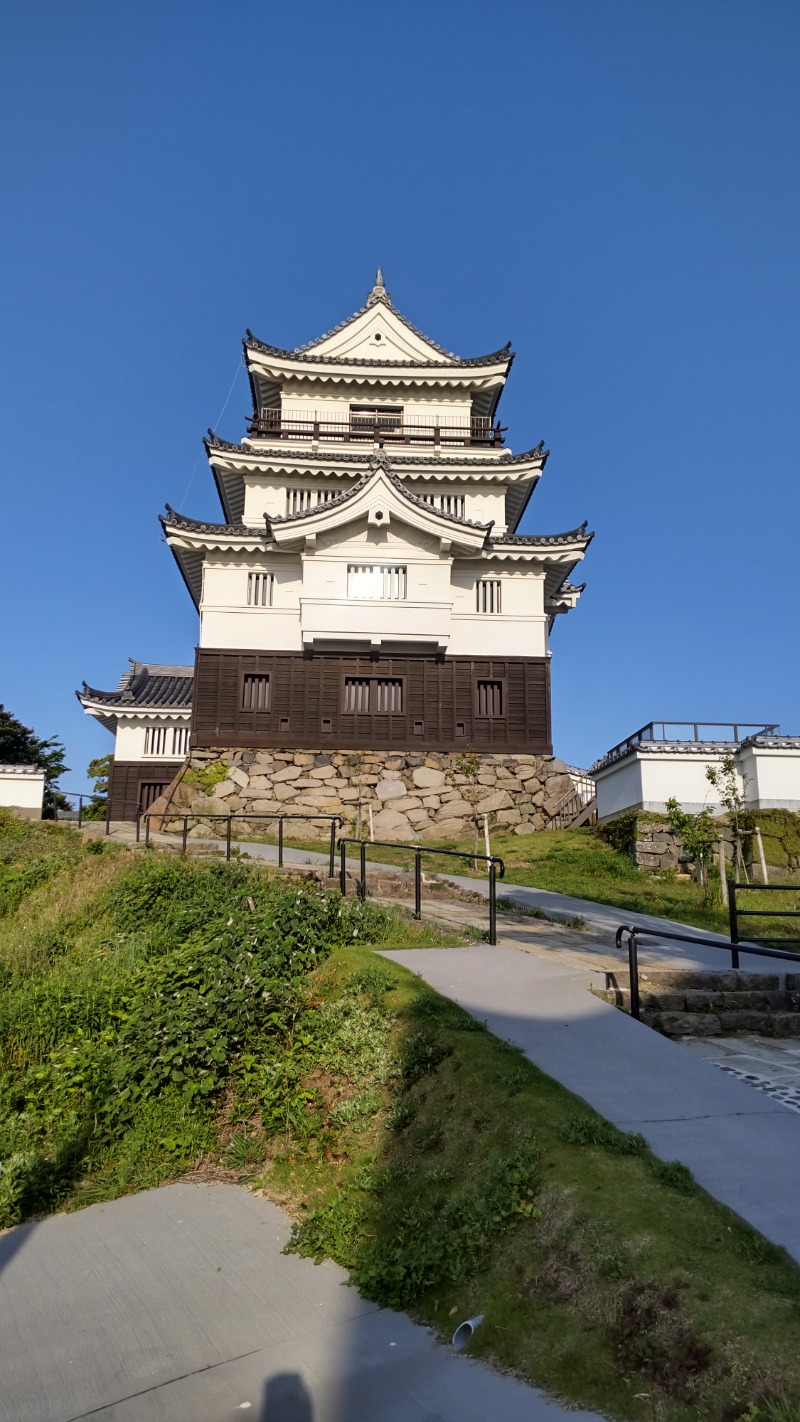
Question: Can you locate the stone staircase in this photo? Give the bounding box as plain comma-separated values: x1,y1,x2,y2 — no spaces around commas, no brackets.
600,968,800,1037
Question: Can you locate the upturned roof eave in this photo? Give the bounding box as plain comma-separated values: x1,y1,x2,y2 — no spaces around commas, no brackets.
204,431,548,479
243,333,514,376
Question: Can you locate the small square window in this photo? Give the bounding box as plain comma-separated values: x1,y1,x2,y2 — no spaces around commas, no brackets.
321,718,333,733
455,721,466,737
413,720,424,735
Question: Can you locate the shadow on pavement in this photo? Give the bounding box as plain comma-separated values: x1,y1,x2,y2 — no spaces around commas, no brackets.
260,1371,314,1421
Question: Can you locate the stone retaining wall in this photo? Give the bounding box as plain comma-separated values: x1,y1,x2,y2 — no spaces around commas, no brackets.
155,748,576,841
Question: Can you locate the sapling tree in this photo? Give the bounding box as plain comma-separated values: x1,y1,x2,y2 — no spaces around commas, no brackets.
706,754,753,875
446,751,485,868
665,798,719,903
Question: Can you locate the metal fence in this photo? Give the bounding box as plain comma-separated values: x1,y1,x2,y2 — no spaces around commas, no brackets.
729,881,800,951
337,837,505,945
142,810,344,877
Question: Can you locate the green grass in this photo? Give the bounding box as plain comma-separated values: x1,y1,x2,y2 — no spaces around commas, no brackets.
4,814,800,1421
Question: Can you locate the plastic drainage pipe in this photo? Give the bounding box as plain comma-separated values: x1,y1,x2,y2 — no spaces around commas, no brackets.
452,1314,484,1351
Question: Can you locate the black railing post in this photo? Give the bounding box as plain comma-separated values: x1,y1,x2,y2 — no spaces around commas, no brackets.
182,817,188,855
489,860,497,945
729,881,740,969
339,840,347,896
105,793,111,836
278,818,284,868
77,796,83,829
359,840,366,902
226,816,232,862
145,814,151,848
628,929,641,1021
414,849,422,920
135,803,141,844
329,820,336,880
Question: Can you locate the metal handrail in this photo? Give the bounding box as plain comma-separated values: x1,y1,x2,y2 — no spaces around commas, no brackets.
614,922,800,1022
141,810,344,877
337,837,505,945
246,412,506,448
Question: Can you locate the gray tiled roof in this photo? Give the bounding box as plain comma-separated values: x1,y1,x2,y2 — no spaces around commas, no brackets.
80,661,193,708
489,523,594,547
204,430,549,468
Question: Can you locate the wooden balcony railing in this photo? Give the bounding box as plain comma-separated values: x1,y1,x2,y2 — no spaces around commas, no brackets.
246,410,506,448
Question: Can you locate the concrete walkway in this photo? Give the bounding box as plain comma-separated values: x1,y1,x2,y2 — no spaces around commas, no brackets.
383,944,800,1263
0,1182,601,1422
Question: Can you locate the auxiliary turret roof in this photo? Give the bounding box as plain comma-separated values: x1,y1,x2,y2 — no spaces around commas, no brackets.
77,661,193,731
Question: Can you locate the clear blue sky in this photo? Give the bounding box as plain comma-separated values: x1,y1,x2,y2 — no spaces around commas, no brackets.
2,0,798,790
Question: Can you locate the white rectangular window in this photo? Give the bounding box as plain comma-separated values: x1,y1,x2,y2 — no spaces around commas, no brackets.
144,726,167,756
171,726,189,757
420,493,465,518
347,565,407,600
247,571,275,607
144,725,188,756
286,488,313,516
476,579,502,614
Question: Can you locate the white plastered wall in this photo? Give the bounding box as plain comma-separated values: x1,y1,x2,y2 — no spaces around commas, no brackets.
739,744,800,811
596,748,744,820
0,766,46,817
279,378,474,429
114,717,191,763
197,518,549,656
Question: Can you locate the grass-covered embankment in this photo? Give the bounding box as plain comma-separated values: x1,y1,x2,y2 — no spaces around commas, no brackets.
3,815,800,1421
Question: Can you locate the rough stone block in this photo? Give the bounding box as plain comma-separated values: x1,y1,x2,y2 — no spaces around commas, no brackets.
435,799,472,819
391,796,423,812
214,780,237,799
476,790,514,814
421,795,441,809
293,753,316,766
423,818,468,839
406,808,432,827
273,783,299,801
272,765,303,783
309,766,337,780
375,778,407,802
372,807,413,834
651,1012,724,1037
230,768,249,788
412,766,446,789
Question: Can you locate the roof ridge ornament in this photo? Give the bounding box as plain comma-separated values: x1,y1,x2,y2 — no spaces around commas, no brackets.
366,266,392,307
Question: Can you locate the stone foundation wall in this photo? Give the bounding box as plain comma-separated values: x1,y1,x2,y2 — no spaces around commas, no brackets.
156,748,576,841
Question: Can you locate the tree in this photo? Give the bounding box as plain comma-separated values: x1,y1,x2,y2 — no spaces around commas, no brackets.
446,751,485,868
665,797,718,903
0,704,68,816
83,754,113,821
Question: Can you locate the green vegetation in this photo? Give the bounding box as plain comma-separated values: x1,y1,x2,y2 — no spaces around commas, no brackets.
82,753,112,821
182,759,230,794
5,815,800,1420
0,703,68,815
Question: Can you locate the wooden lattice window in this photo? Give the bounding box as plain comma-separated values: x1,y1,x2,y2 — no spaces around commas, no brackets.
342,676,404,713
476,579,502,614
475,679,504,718
247,572,275,607
241,673,271,711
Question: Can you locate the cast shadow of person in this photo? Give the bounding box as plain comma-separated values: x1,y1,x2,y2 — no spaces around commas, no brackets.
260,1370,314,1421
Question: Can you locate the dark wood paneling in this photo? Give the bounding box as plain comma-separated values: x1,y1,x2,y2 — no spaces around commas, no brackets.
191,651,551,754
108,761,184,822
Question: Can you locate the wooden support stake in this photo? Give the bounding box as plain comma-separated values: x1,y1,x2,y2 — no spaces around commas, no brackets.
755,825,769,884
483,813,491,867
718,840,729,908
368,802,374,843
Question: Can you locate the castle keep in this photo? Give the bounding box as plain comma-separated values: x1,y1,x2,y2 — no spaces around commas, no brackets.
80,274,592,834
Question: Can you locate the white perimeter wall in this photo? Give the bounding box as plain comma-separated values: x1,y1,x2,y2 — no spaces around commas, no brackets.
0,766,46,816
596,745,800,820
